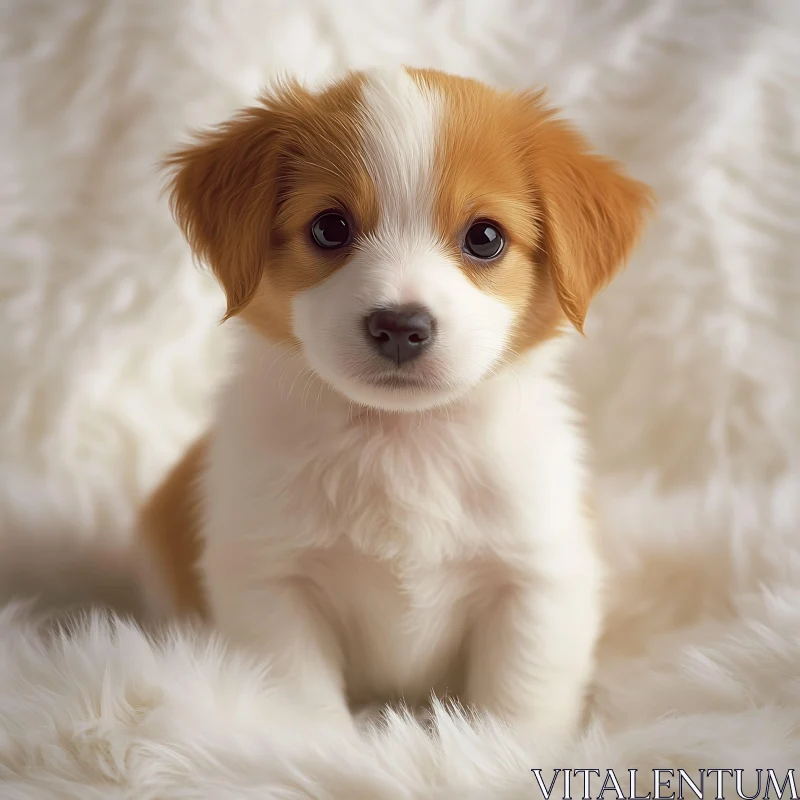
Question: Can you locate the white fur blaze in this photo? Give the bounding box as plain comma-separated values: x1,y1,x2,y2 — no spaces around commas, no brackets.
357,67,441,238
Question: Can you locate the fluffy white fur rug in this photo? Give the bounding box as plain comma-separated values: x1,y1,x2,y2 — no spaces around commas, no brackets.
1,0,799,796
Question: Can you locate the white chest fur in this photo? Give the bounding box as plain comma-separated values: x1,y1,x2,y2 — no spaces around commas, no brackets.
198,327,598,722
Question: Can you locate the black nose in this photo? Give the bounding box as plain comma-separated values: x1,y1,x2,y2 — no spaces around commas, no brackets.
366,305,434,365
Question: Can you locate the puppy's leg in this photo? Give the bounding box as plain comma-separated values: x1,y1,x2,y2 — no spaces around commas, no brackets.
204,562,355,734
465,551,602,752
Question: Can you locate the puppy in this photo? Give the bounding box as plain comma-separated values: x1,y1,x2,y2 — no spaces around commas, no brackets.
137,67,652,748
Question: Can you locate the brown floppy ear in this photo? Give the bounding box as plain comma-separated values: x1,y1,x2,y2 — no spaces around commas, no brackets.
527,103,655,332
164,104,288,320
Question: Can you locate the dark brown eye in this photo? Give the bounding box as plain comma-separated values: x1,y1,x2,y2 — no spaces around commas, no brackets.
464,221,504,260
311,211,350,249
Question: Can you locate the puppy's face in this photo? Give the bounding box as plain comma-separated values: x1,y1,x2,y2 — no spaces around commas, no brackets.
167,68,652,411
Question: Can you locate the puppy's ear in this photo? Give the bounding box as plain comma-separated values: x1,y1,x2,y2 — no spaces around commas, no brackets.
526,100,654,332
164,102,289,319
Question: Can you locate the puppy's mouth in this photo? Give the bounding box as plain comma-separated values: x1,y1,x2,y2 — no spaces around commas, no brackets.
365,373,436,392
339,359,459,411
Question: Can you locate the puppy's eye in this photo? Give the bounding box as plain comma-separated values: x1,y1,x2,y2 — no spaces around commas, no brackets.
463,221,504,260
311,211,350,249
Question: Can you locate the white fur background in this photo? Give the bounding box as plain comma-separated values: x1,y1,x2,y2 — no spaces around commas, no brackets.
1,0,799,796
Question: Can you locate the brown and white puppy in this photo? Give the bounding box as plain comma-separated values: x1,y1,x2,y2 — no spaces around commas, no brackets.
138,67,652,748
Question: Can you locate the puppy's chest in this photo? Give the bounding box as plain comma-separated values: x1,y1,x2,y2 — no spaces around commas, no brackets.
276,421,516,561
262,421,521,701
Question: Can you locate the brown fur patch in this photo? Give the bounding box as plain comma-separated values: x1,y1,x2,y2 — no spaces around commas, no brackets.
520,92,655,333
164,75,376,341
412,68,654,355
138,437,208,615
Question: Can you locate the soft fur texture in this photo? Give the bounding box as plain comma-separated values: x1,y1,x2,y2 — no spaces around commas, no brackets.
1,0,800,796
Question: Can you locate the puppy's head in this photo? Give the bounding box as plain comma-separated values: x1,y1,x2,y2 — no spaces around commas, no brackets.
166,68,653,411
